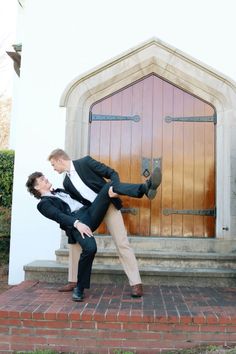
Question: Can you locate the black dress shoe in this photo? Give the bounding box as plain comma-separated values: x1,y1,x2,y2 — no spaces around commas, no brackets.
72,286,84,302
145,167,162,200
131,283,143,298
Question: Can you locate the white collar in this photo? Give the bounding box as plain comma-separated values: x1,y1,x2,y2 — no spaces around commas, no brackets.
68,160,76,174
42,191,54,197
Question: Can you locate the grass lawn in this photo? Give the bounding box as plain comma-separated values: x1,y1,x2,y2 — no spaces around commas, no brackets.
12,344,236,354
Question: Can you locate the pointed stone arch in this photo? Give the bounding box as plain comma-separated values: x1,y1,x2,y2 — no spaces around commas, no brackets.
60,37,236,240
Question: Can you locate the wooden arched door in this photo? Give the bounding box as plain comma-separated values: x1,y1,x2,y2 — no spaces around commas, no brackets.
89,74,216,237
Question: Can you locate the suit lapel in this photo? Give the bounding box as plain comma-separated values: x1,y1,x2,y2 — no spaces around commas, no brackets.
41,195,68,209
72,158,94,189
72,160,86,182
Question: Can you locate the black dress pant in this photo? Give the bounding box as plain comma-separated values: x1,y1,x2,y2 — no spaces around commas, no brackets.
112,182,145,198
69,182,145,289
70,183,112,289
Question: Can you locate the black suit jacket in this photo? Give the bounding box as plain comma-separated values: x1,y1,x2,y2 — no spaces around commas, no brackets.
63,155,123,210
37,189,78,244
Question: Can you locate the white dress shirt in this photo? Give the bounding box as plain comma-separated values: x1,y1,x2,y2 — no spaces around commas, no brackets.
43,191,83,212
68,161,97,203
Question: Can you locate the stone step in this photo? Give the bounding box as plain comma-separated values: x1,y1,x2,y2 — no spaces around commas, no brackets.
93,236,236,253
59,235,236,254
24,260,236,287
56,248,236,269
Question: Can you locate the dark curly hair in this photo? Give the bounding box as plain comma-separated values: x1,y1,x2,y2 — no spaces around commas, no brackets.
26,171,43,199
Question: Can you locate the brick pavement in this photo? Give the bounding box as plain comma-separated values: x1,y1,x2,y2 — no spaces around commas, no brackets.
1,281,236,352
1,281,236,319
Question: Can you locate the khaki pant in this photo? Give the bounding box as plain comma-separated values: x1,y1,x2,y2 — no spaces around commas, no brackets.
68,204,142,286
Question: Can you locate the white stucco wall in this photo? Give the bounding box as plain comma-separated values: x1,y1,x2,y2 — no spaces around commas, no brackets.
8,0,236,284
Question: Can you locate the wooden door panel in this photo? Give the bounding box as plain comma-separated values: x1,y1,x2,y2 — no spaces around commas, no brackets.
120,88,132,232
193,100,206,236
162,82,174,236
89,74,216,237
151,76,163,235
129,82,143,235
140,77,153,235
172,88,184,236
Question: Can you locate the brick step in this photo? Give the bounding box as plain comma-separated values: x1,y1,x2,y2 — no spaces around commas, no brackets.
56,248,236,269
24,260,236,287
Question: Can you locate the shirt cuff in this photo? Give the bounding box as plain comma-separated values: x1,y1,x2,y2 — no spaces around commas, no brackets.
73,220,79,227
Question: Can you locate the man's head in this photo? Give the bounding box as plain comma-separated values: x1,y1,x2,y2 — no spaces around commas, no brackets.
26,172,52,199
48,148,71,174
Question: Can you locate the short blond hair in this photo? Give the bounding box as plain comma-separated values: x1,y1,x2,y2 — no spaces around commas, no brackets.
48,148,70,161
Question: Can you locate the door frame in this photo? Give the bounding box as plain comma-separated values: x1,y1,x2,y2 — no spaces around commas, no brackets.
60,37,236,240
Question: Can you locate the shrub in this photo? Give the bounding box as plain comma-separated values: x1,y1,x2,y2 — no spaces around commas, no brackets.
0,150,14,265
0,150,14,208
0,206,11,264
0,206,11,236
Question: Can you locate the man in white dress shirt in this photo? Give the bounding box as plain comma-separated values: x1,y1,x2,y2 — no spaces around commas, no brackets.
48,149,162,297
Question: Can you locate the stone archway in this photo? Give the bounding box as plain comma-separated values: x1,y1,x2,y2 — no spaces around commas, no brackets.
60,37,236,241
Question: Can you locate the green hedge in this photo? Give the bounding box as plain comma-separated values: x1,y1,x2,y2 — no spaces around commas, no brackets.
0,150,14,208
0,150,14,265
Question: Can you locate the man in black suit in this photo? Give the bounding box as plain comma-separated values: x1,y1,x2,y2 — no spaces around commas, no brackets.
26,169,160,301
26,172,109,301
48,149,162,297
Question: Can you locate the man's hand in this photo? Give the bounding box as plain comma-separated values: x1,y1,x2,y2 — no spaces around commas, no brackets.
75,222,93,239
109,186,119,198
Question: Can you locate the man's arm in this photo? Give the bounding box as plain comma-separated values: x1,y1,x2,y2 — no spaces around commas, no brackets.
86,155,120,184
37,199,77,227
37,198,93,238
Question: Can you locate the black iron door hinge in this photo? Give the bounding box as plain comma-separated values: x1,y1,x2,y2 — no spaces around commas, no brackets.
89,113,141,123
163,208,216,217
164,115,217,124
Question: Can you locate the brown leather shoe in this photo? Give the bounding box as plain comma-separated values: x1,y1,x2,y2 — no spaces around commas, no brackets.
58,282,77,292
131,283,143,297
